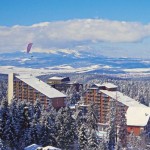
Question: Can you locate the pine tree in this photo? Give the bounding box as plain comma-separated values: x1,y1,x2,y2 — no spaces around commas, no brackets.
46,101,57,127
12,101,31,149
0,138,7,150
39,113,56,147
23,127,32,148
3,115,17,149
0,98,9,136
30,117,41,145
79,124,88,150
106,98,117,150
118,108,127,148
33,99,42,121
86,103,98,131
56,107,76,149
87,129,99,150
127,131,147,150
98,138,109,150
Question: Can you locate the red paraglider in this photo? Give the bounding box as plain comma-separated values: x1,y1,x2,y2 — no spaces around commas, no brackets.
26,43,33,53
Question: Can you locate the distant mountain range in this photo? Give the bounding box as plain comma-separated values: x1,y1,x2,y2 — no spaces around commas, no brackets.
0,51,150,75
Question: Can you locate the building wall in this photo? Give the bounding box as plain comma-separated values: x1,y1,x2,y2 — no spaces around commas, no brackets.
47,77,70,85
127,126,142,136
127,119,150,136
47,79,62,85
84,88,127,125
8,73,14,104
85,88,111,123
52,97,66,109
50,83,83,93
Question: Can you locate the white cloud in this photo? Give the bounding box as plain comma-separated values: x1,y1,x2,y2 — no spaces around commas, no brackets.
0,19,150,53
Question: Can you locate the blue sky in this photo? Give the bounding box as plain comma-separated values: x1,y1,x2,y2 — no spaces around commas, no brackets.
0,0,150,58
1,0,150,26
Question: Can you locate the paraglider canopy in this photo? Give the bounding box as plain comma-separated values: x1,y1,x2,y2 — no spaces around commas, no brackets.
27,43,33,53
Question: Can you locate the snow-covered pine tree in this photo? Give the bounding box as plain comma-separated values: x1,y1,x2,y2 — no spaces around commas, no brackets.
33,99,42,121
64,107,76,148
0,100,15,149
56,125,66,149
0,138,8,150
98,138,109,150
0,98,9,136
118,107,127,148
14,102,31,149
127,131,147,150
23,126,32,148
87,129,99,150
2,114,17,149
106,98,117,150
66,85,79,105
0,80,7,101
30,116,41,145
56,107,76,149
46,102,57,146
39,111,56,147
39,116,50,146
46,100,57,126
78,84,84,98
86,103,98,131
78,124,88,150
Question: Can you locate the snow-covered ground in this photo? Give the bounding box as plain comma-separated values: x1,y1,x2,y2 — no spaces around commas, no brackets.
124,68,150,73
0,65,101,76
1,64,150,78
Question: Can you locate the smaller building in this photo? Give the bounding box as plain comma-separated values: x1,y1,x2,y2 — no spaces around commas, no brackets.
91,82,118,91
47,76,83,92
47,76,70,85
126,107,150,136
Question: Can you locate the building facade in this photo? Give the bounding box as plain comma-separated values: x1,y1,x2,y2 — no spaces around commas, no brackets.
8,73,66,109
84,82,150,136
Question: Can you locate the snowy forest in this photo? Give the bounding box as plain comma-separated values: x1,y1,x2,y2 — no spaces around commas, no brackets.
0,73,150,149
0,98,147,150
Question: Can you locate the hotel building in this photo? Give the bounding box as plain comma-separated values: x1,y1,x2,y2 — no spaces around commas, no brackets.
8,73,66,109
84,83,150,136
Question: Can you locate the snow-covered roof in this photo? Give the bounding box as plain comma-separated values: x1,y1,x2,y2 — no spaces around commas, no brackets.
92,83,117,89
43,146,61,150
89,87,98,90
69,104,76,109
16,75,66,98
24,144,42,150
66,81,79,85
24,144,61,150
126,107,150,126
48,76,67,80
102,83,117,89
100,90,147,108
79,104,89,107
93,83,102,87
96,131,107,138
